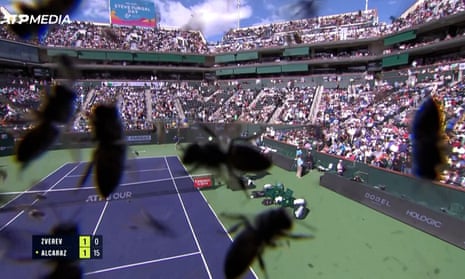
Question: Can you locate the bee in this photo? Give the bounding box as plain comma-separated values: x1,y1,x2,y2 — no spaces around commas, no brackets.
14,54,78,170
290,0,319,20
180,124,272,191
4,0,82,40
102,27,119,43
0,203,82,278
43,222,82,279
28,208,46,220
411,96,448,180
79,104,127,198
128,209,176,237
52,54,81,83
15,84,77,170
223,208,313,279
0,166,6,182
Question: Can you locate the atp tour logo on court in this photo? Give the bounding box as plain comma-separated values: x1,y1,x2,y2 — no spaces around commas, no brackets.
0,6,71,25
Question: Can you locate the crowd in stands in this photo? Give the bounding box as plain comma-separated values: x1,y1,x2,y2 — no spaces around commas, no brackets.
118,86,148,130
1,1,465,190
74,84,154,131
0,0,464,54
263,62,465,188
389,0,465,33
43,22,209,54
178,83,223,122
275,86,316,125
0,77,44,128
2,56,465,189
150,83,180,123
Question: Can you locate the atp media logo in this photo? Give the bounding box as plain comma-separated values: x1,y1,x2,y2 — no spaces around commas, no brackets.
0,6,71,25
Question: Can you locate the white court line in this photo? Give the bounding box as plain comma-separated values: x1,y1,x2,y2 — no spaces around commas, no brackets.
92,200,109,236
175,155,260,279
0,163,67,209
164,156,213,279
66,167,168,178
84,251,201,276
0,163,82,232
0,173,213,196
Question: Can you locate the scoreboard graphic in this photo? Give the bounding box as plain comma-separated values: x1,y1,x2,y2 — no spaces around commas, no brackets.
32,235,103,260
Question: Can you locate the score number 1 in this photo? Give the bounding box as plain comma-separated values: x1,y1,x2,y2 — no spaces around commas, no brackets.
79,235,102,259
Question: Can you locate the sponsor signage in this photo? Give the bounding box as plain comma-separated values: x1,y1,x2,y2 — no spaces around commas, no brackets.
405,209,442,228
320,173,465,250
109,0,157,28
193,177,213,189
126,135,151,143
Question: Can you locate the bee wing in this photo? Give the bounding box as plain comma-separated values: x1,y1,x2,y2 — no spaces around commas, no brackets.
77,160,94,188
0,168,7,183
152,121,166,144
57,121,83,164
140,209,176,237
0,226,38,260
287,0,319,20
129,209,176,237
223,122,244,141
38,0,81,15
198,123,217,139
68,146,83,165
284,232,315,240
220,212,253,230
54,54,81,83
125,145,141,183
294,219,318,232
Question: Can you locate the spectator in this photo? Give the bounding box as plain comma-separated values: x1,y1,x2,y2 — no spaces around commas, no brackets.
296,155,304,178
337,160,345,176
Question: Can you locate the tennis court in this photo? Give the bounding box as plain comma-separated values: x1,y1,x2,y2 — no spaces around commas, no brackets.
0,145,464,279
0,156,257,279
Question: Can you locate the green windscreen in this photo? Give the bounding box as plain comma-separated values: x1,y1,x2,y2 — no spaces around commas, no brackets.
283,47,309,56
384,30,416,46
281,64,308,72
382,53,409,68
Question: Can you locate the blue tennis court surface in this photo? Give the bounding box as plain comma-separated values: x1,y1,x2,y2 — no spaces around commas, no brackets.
0,156,258,279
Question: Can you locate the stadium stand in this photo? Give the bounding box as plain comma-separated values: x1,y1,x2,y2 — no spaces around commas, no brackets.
0,0,465,190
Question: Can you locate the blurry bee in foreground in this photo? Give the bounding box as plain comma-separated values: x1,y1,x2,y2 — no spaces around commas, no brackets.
15,84,77,170
289,0,319,20
411,96,448,180
28,208,46,220
180,124,272,191
129,209,176,237
3,0,82,40
0,166,6,182
0,203,82,278
102,27,119,43
52,54,81,83
79,104,127,198
223,208,313,279
42,222,82,279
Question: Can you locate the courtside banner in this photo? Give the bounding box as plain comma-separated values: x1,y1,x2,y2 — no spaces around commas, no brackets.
110,0,156,28
193,176,213,189
320,173,465,250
